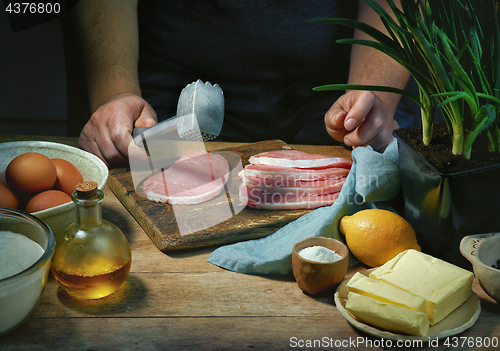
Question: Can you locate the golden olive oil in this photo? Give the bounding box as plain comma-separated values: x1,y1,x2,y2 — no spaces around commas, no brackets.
51,181,131,299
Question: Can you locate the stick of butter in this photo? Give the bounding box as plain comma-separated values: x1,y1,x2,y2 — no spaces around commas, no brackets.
369,249,473,325
345,292,430,336
346,272,426,313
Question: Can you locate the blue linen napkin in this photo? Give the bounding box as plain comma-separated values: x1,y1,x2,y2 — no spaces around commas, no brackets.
207,140,401,275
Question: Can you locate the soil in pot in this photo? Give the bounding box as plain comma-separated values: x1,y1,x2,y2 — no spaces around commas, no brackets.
394,123,500,267
396,122,500,174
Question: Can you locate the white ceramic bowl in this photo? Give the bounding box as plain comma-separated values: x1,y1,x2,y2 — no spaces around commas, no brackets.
460,233,500,303
0,141,108,235
0,208,55,336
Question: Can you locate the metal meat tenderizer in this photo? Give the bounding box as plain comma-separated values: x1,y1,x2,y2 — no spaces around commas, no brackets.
132,80,224,142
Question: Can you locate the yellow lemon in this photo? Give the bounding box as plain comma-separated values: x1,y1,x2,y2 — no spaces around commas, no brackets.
339,209,420,267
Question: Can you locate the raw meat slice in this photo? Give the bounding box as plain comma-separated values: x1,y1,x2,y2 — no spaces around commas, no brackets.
239,150,351,210
249,150,352,169
242,175,346,189
239,184,341,210
142,150,230,205
239,164,350,181
243,176,345,196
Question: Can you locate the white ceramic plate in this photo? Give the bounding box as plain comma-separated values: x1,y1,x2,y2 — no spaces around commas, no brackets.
0,141,108,235
334,269,481,342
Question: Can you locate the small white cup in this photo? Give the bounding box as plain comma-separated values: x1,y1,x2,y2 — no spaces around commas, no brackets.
460,233,500,303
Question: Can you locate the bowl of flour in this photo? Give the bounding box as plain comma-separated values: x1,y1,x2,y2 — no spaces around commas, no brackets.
0,207,55,337
292,237,349,295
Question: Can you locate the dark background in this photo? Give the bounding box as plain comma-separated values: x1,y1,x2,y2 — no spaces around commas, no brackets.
0,0,426,138
0,1,77,136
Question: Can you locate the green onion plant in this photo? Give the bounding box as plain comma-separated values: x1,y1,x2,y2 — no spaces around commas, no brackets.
309,0,500,157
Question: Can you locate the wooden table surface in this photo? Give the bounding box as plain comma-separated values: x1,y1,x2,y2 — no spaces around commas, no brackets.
1,135,499,351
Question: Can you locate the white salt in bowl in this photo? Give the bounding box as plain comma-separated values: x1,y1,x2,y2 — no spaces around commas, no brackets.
292,236,349,295
0,207,55,336
0,141,108,236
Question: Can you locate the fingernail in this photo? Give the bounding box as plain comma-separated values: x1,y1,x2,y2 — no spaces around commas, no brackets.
344,138,352,146
345,119,356,131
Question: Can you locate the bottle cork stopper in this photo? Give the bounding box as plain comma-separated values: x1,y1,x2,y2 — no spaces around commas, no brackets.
75,181,98,199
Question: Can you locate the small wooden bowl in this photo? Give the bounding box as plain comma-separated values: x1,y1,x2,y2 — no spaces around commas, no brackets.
292,236,349,295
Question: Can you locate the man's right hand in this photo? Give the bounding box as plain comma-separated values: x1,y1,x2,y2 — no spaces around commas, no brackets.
78,93,157,167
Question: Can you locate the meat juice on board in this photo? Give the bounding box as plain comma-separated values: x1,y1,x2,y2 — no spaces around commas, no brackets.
51,181,131,299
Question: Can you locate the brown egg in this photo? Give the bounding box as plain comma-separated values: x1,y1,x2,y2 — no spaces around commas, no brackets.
51,158,84,195
25,190,72,213
0,183,20,209
6,153,57,193
0,170,7,185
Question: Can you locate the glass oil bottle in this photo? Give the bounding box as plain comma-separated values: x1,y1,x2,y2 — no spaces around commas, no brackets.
51,181,131,299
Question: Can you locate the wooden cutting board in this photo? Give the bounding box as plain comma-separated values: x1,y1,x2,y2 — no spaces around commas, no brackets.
108,140,341,251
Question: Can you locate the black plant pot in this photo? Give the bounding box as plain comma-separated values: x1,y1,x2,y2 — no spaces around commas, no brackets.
394,128,500,268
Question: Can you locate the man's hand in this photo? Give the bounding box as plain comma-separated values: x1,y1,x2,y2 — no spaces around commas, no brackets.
78,93,157,167
325,90,399,151
325,0,409,151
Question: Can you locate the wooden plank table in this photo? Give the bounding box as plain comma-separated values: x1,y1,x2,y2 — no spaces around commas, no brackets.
1,135,499,351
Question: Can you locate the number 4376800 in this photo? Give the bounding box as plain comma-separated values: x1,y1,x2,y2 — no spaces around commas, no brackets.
443,336,498,348
5,2,61,14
